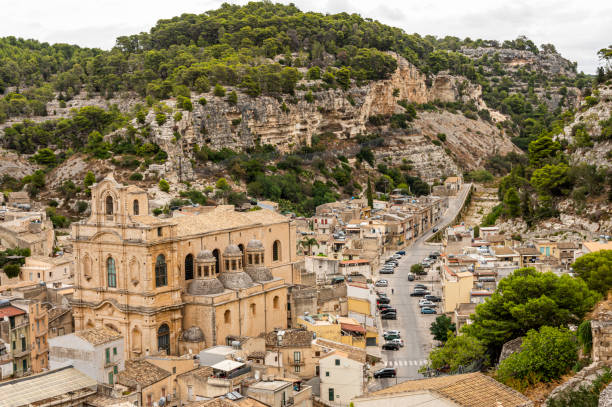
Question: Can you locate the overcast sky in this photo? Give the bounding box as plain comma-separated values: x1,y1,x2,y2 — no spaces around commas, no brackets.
3,0,611,74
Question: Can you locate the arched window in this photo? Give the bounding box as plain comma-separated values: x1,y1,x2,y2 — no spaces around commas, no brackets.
105,195,113,215
272,240,281,262
224,310,231,324
157,324,170,353
185,254,194,280
238,244,246,268
107,257,117,288
155,255,167,287
273,296,279,309
212,249,220,274
133,200,139,215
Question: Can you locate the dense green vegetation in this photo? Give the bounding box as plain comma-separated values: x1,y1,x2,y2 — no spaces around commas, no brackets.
572,251,612,296
496,326,578,390
425,266,603,390
463,267,600,353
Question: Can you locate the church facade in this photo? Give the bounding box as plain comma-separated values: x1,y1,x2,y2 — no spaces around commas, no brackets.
70,174,297,359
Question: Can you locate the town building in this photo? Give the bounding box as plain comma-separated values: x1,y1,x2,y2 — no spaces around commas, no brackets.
263,328,315,379
70,174,297,359
117,359,175,407
0,298,49,378
20,254,74,285
319,351,365,406
0,366,97,407
0,210,55,256
245,378,312,407
49,327,124,385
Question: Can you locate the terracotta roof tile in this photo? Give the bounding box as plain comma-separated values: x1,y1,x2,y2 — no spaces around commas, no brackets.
0,305,26,318
264,329,312,348
75,327,122,346
367,372,532,407
117,360,171,388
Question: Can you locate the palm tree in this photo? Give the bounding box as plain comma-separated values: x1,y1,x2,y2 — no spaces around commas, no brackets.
300,237,319,256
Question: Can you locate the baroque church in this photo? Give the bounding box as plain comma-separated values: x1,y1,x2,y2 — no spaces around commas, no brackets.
70,174,297,359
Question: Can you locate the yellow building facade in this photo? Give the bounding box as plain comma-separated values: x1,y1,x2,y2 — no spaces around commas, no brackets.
70,174,298,359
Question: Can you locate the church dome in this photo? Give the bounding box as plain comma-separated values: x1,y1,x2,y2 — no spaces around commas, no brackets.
187,278,225,295
246,239,264,251
245,266,274,282
196,250,214,261
182,326,204,342
223,244,242,257
217,271,254,290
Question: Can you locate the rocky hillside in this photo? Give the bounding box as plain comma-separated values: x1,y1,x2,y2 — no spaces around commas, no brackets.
0,2,594,218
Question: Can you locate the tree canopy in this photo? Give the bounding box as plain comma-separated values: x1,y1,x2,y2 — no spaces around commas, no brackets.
572,250,612,296
463,267,600,352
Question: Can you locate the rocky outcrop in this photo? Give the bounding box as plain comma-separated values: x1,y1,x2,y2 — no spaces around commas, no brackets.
560,85,612,169
599,382,612,407
546,362,607,406
180,53,503,157
411,110,520,170
460,47,577,77
0,149,38,178
498,337,524,365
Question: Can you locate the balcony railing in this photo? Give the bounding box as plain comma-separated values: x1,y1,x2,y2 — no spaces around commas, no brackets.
13,347,30,358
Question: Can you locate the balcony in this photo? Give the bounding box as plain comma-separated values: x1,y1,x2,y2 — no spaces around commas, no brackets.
13,347,30,358
289,360,305,366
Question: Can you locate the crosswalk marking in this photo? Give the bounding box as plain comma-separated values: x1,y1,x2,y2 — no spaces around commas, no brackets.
385,359,428,367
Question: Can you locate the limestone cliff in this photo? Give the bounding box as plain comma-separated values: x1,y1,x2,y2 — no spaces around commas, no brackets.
1,54,518,186
560,84,612,169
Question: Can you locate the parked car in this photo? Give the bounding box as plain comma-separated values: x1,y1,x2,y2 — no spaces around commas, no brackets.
390,338,405,347
381,312,397,320
377,297,391,305
375,280,389,287
379,269,394,274
410,290,427,297
418,300,436,308
421,307,437,314
383,333,400,341
381,307,397,314
425,295,442,302
414,284,428,290
378,303,393,311
407,274,415,281
432,227,439,232
373,368,396,378
430,251,440,258
384,330,400,337
376,292,388,298
382,342,400,350
396,250,406,255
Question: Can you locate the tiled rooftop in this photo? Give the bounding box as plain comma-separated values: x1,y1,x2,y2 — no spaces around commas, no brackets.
0,305,25,318
516,247,540,256
75,327,122,345
366,372,532,407
264,329,312,348
117,360,171,388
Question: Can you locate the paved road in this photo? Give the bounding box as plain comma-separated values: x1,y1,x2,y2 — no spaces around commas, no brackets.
373,184,471,388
